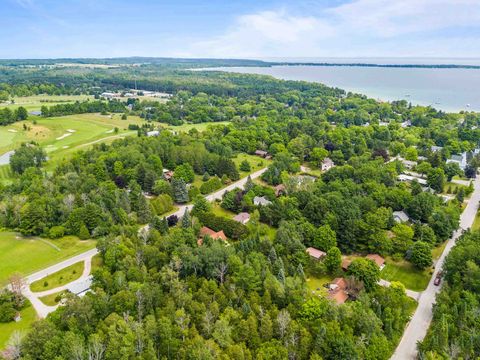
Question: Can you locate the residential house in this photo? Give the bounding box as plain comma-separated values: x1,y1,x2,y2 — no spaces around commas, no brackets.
393,210,410,223
401,120,412,128
341,258,352,271
147,130,160,137
328,278,349,305
397,174,427,185
274,184,286,197
321,157,335,171
66,276,93,297
197,226,227,246
366,254,385,270
254,196,272,206
233,212,250,225
431,145,443,153
446,152,468,170
255,150,269,158
101,92,116,99
306,247,326,260
162,168,174,181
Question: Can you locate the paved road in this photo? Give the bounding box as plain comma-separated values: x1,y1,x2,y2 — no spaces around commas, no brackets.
23,168,268,317
392,176,480,359
21,248,98,318
162,167,267,220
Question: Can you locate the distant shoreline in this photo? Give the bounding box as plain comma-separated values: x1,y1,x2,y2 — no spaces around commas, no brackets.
264,62,480,70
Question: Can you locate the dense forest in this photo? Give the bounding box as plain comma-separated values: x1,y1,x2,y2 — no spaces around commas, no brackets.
0,60,480,359
419,231,480,359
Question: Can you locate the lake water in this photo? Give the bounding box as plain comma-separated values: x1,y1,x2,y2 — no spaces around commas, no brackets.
205,65,480,112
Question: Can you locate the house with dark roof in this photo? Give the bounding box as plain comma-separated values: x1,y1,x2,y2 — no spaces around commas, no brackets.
255,150,269,158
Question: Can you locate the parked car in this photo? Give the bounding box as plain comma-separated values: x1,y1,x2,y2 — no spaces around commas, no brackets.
434,272,443,286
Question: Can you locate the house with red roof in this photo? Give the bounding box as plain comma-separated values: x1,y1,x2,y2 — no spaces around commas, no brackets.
197,226,227,246
306,247,326,260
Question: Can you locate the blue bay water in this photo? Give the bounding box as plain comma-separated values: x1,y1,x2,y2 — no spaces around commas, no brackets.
205,65,480,113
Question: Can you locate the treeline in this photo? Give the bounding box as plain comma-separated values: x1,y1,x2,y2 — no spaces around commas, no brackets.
40,100,126,117
419,231,480,358
0,82,85,101
0,106,28,125
0,132,241,239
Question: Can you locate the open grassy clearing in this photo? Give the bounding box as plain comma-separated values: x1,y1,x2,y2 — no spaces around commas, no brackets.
306,275,333,297
0,95,93,112
91,253,103,272
232,153,271,179
0,232,95,286
381,257,431,292
161,121,231,133
39,291,67,306
472,210,480,231
432,241,447,260
30,261,84,292
0,302,37,349
443,182,470,197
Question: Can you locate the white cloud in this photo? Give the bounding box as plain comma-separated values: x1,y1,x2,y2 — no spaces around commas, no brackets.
180,0,480,58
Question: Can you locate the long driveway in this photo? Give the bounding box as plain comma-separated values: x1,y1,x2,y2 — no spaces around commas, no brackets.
22,168,268,318
392,176,480,359
21,248,98,318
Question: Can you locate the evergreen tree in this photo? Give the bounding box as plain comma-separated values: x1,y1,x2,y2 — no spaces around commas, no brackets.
181,208,191,228
171,178,189,203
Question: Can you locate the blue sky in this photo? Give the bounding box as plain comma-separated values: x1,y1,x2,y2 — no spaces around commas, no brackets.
1,0,480,59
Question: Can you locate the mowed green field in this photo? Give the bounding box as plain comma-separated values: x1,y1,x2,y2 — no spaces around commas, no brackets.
0,113,146,165
0,232,95,286
0,95,93,112
0,302,37,349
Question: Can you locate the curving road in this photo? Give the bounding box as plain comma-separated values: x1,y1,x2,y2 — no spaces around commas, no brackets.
392,176,480,359
21,248,98,318
21,168,268,318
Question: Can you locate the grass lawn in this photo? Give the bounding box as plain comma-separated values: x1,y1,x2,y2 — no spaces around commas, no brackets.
39,291,67,306
0,95,93,112
161,121,231,133
306,275,333,297
0,302,37,349
0,113,146,159
232,153,271,179
432,241,447,260
30,261,84,292
381,258,432,292
91,253,103,272
443,182,470,197
0,232,95,286
211,202,236,218
472,210,480,232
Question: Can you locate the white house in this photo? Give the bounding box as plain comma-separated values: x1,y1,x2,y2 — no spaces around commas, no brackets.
321,157,335,171
253,196,272,206
147,130,160,137
446,152,468,170
393,211,410,223
66,276,93,297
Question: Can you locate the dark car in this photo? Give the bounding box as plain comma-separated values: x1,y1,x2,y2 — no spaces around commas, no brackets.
434,272,443,286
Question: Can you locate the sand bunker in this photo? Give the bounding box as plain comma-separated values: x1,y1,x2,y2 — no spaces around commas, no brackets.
105,129,114,133
7,129,17,133
67,129,76,133
56,133,72,141
62,146,69,149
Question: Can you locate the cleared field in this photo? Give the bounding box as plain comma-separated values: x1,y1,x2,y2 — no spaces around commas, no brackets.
232,153,271,179
0,232,95,286
0,95,93,112
30,261,84,292
306,275,332,297
0,113,146,174
162,121,231,133
39,291,66,306
381,258,431,292
0,302,37,349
